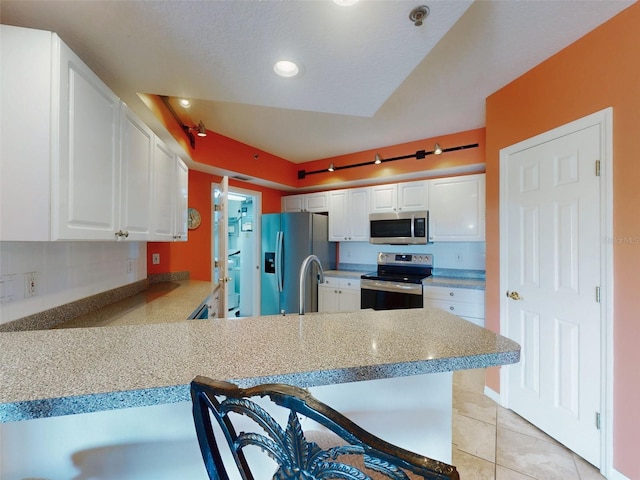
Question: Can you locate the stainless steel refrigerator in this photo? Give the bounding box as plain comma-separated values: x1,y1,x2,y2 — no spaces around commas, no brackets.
261,212,336,315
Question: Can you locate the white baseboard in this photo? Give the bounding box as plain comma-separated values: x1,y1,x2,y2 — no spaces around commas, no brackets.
483,385,501,404
607,467,631,480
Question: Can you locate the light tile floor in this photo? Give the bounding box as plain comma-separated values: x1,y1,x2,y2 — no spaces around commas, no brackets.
452,369,605,480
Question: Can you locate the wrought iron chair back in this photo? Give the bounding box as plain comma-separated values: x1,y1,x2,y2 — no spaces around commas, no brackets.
190,376,460,480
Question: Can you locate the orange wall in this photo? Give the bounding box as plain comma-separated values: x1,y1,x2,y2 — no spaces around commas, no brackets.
485,3,640,477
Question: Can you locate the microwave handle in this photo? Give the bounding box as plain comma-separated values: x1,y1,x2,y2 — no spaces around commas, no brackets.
411,214,415,238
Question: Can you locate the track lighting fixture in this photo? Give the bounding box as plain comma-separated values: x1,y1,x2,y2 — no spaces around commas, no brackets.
160,95,207,149
297,142,479,179
195,121,207,137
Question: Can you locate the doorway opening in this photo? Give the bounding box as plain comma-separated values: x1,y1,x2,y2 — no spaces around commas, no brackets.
211,184,262,318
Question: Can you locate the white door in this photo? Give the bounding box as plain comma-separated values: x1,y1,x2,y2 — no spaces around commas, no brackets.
503,124,602,466
210,177,229,318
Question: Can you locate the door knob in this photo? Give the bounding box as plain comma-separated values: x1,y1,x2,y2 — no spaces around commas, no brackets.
506,290,524,301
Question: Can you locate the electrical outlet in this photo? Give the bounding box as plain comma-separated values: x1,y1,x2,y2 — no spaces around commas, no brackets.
455,252,463,264
152,253,160,265
127,258,133,273
24,271,38,297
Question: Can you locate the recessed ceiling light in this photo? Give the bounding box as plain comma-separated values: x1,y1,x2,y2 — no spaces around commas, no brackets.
333,0,359,6
179,98,191,108
273,60,299,78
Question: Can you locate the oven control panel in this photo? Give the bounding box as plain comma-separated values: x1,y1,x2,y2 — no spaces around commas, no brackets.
377,252,433,267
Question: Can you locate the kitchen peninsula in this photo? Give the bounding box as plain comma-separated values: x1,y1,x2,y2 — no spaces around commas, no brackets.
0,308,519,478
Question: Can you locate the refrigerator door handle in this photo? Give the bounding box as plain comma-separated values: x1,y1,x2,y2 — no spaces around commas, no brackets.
275,231,284,292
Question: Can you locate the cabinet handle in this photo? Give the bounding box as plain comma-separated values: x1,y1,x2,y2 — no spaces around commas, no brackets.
450,306,455,311
338,290,342,294
334,290,338,293
449,292,454,296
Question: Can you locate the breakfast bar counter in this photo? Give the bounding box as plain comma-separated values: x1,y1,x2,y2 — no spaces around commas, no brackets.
0,307,518,422
1,308,519,478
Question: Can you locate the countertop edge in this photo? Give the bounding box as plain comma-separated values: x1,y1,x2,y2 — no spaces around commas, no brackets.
0,350,519,423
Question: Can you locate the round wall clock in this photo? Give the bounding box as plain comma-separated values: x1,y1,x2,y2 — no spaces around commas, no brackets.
188,208,201,230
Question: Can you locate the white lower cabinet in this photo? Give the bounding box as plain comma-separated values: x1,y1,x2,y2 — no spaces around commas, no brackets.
423,286,485,327
318,277,361,313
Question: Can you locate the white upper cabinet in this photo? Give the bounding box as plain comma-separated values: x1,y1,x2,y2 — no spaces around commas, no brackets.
1,25,119,241
117,103,154,241
370,180,429,213
282,192,329,213
174,158,189,241
151,138,188,242
428,173,485,242
328,188,369,242
54,39,121,240
1,26,54,241
0,25,187,242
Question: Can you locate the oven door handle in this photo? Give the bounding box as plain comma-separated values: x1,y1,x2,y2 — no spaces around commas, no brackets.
360,279,423,295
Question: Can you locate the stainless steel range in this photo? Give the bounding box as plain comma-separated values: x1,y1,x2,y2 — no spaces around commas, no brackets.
360,252,433,310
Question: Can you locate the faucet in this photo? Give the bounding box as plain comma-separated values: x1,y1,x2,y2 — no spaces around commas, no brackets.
298,254,325,315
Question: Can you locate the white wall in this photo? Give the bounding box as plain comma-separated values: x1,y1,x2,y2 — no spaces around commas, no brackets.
0,241,147,325
339,241,486,271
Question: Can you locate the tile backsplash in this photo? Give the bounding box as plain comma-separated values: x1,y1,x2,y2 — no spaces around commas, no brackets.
338,241,486,271
0,242,147,325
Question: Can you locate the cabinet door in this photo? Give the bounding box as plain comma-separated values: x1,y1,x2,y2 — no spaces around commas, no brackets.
151,139,176,240
173,158,189,241
282,195,305,212
339,289,361,312
305,192,329,212
119,103,153,240
328,190,349,241
428,174,485,242
318,284,338,313
348,188,370,242
54,39,120,240
398,180,428,211
370,184,397,213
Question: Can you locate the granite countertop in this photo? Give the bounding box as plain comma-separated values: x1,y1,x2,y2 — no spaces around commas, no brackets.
54,280,213,329
425,277,486,290
323,270,370,279
0,308,519,422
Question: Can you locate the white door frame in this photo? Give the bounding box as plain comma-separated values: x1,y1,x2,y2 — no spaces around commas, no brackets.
499,108,614,476
211,183,263,317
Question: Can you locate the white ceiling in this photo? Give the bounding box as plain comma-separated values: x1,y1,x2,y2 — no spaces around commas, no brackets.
1,0,634,165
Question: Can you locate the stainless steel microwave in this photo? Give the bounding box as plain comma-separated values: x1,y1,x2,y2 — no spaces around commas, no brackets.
369,211,429,245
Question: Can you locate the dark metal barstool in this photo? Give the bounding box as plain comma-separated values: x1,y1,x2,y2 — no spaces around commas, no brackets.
190,376,460,479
